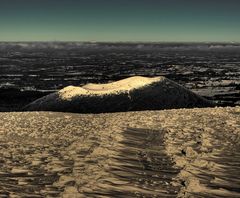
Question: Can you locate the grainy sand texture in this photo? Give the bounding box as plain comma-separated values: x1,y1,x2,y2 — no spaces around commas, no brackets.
24,76,213,113
0,106,239,197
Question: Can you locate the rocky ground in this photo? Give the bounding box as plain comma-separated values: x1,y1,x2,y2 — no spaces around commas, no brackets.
0,106,239,197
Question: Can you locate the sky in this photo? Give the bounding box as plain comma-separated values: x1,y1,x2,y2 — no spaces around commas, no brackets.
0,0,239,42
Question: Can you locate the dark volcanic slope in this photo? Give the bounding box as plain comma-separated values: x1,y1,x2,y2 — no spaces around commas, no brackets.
0,106,239,197
24,76,214,113
0,42,240,111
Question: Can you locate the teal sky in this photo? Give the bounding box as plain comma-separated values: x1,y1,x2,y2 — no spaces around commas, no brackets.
0,0,240,42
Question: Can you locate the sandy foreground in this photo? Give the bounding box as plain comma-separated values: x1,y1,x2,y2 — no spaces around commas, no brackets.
0,107,239,197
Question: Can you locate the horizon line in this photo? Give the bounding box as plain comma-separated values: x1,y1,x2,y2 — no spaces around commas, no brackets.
0,41,239,44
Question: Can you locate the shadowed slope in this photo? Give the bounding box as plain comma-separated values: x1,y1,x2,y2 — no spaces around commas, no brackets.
24,76,214,113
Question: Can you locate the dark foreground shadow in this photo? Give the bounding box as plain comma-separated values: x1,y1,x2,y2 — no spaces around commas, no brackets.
84,128,181,197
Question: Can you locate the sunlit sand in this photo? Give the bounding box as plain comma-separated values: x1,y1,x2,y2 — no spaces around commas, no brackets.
0,107,239,197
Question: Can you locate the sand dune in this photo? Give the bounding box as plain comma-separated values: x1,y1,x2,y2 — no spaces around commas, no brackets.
24,76,214,113
0,106,239,197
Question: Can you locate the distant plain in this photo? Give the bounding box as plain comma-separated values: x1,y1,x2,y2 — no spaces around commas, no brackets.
0,42,239,111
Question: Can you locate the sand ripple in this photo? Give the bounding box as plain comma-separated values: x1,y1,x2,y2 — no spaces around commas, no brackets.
0,107,239,197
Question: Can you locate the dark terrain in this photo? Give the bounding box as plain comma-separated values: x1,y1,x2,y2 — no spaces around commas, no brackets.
0,42,239,111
